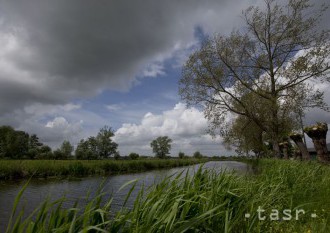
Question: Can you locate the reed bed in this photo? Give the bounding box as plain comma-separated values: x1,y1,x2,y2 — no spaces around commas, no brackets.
5,159,330,232
0,159,205,180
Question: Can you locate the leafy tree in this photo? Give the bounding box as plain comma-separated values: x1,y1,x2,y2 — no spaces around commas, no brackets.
60,140,74,158
0,126,15,158
0,125,54,159
75,138,98,160
96,126,118,158
150,136,172,158
223,90,298,157
36,145,53,159
29,134,43,149
179,0,330,157
5,130,29,159
223,116,266,157
178,151,185,159
193,151,203,159
27,134,43,159
53,149,65,160
75,139,88,160
129,152,139,160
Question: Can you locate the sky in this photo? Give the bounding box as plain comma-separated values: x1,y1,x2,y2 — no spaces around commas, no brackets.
0,0,329,156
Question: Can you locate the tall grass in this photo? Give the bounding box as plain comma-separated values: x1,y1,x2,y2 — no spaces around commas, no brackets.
0,159,205,180
5,159,330,232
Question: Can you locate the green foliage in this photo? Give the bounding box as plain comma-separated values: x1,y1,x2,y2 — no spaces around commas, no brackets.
36,145,53,159
0,124,120,161
60,140,73,158
129,152,139,160
178,151,185,159
97,125,118,158
51,141,74,160
150,136,172,159
75,138,99,160
75,126,119,160
193,151,203,159
27,134,43,159
5,160,330,232
0,126,48,159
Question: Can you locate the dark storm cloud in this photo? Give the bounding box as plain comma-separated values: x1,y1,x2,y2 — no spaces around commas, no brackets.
0,0,328,113
0,0,258,114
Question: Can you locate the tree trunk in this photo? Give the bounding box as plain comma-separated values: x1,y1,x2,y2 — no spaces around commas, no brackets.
304,123,329,162
279,142,289,159
272,140,281,158
294,149,302,161
289,133,310,160
310,138,329,162
320,138,329,158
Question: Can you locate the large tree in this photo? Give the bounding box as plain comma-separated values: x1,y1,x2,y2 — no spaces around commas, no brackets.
0,126,30,159
53,140,74,159
222,83,322,157
179,0,329,157
75,137,99,160
27,134,44,159
96,126,118,159
75,126,118,160
150,136,172,158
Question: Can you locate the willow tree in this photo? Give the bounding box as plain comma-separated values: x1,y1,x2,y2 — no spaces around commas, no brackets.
179,0,329,157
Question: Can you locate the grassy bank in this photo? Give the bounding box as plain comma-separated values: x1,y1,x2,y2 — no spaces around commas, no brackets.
5,159,330,232
0,158,205,180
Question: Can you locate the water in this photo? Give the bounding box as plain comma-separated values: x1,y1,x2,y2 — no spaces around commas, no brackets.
0,161,252,230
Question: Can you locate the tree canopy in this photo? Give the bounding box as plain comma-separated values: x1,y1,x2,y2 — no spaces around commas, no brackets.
150,136,172,158
75,126,119,160
179,0,329,157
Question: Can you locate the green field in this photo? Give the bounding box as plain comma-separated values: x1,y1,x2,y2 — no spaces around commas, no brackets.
0,158,205,180
5,159,330,232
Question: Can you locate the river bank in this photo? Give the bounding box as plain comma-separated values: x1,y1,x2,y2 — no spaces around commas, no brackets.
0,158,207,180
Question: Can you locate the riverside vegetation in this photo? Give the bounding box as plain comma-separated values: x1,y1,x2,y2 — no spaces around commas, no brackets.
5,159,330,233
0,158,206,180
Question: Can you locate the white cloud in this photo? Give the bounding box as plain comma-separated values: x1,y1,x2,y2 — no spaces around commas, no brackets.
140,62,165,78
106,104,122,111
41,116,83,147
114,103,229,156
24,103,81,116
45,116,70,128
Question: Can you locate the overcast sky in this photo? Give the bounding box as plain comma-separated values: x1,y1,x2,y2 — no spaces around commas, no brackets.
0,0,329,156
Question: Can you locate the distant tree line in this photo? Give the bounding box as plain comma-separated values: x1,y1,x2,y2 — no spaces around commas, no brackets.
0,125,51,159
0,125,119,160
0,124,209,160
